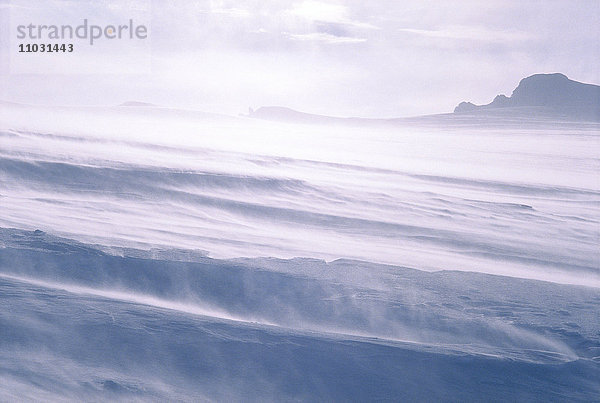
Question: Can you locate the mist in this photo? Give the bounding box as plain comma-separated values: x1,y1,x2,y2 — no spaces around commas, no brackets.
1,0,599,117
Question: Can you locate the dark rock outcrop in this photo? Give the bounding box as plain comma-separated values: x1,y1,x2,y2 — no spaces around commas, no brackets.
454,73,600,120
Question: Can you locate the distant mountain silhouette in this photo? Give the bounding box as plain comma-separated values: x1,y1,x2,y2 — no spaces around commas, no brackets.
455,73,600,120
248,106,369,124
249,74,599,125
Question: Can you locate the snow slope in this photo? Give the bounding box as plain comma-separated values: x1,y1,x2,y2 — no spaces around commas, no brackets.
0,103,599,400
0,228,599,401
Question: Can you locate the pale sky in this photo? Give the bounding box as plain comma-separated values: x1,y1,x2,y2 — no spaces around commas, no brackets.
1,0,599,117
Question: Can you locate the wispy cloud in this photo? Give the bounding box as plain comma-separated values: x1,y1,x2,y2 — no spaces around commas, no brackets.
209,7,251,18
288,32,366,44
399,25,532,43
288,0,378,30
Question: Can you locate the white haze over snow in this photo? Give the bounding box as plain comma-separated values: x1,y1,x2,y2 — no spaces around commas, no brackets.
1,104,598,287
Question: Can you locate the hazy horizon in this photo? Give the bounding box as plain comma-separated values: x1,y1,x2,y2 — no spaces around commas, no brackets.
1,0,599,118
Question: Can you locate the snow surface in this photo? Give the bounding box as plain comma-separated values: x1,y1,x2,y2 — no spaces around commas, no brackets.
0,103,599,400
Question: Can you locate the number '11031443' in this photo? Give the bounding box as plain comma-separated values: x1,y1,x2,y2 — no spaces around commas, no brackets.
19,43,73,52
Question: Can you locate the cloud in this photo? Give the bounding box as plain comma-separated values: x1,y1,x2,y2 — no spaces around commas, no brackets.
278,1,373,46
288,0,378,30
0,1,44,9
209,7,251,18
289,1,345,22
1,0,598,117
398,25,532,43
288,32,366,44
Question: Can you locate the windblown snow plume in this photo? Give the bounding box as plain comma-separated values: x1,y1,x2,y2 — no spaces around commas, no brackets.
0,103,599,400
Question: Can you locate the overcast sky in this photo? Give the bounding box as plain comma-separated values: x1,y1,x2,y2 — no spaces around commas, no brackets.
1,0,599,117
